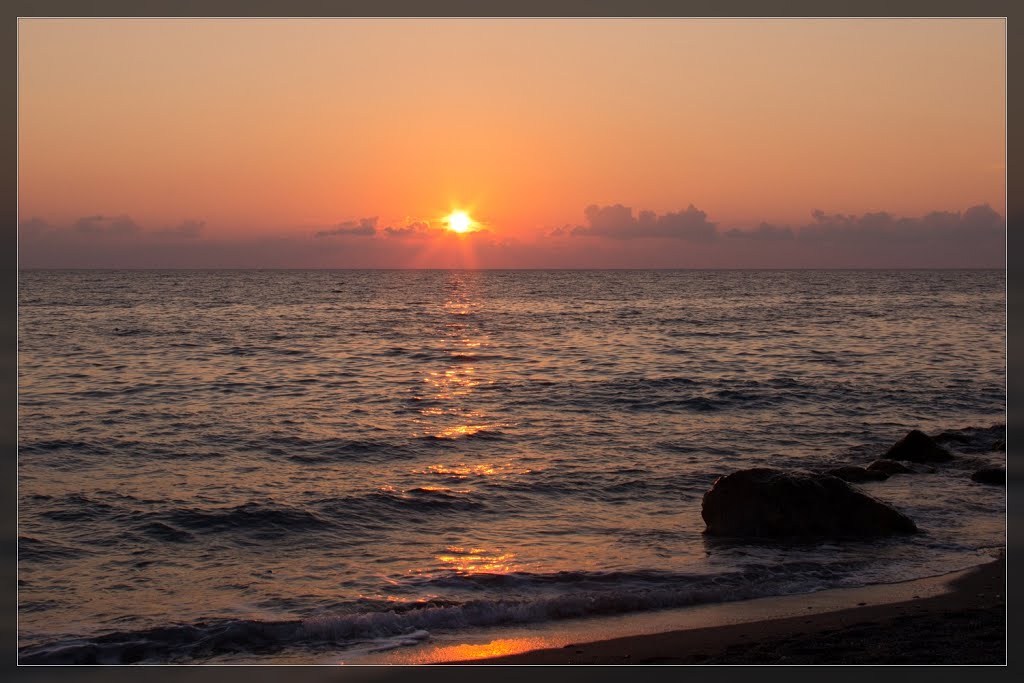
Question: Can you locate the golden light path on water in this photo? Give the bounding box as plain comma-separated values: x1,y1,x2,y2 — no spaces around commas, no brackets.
412,273,517,580
416,275,502,438
398,637,550,663
435,546,519,574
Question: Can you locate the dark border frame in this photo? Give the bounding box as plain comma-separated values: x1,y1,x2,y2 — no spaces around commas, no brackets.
5,3,1016,682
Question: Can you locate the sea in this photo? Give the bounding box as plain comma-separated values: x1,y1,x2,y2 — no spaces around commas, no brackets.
17,269,1006,664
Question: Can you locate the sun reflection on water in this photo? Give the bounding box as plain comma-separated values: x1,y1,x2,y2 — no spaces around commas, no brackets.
422,368,482,400
400,275,529,583
435,545,519,575
412,273,509,440
407,637,553,663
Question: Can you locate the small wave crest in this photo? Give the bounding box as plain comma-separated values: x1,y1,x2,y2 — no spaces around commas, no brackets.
163,502,331,535
18,563,851,664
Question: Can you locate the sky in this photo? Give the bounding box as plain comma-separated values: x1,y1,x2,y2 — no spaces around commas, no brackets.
18,18,1005,268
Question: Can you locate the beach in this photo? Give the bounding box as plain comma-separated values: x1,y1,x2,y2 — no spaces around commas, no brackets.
453,554,1005,665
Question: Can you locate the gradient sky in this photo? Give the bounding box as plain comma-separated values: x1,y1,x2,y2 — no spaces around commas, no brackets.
18,18,1006,268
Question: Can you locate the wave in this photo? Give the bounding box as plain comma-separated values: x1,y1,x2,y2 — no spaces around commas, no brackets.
111,328,148,337
552,375,1002,418
932,424,1004,454
447,353,508,363
17,563,856,664
20,440,113,456
29,496,332,541
18,536,92,562
135,521,196,543
317,486,488,518
27,487,493,547
418,427,510,442
161,503,331,535
260,436,411,463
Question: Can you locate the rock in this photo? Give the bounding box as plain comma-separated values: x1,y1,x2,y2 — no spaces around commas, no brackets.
971,467,1005,485
867,459,915,475
933,425,1005,454
884,429,954,463
827,466,890,483
701,468,918,538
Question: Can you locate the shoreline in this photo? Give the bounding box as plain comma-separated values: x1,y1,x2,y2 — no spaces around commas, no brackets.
436,554,1004,665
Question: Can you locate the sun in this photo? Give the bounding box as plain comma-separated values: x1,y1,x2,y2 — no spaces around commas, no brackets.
445,210,475,234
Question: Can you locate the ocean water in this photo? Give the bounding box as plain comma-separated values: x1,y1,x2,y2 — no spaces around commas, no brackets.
17,269,1006,664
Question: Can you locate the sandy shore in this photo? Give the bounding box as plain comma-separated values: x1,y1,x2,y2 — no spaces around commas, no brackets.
446,555,1005,665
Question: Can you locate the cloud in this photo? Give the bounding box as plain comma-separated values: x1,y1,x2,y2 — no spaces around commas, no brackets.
24,214,207,241
571,204,718,241
550,201,1003,267
315,217,378,238
721,204,1005,247
19,214,212,268
384,220,433,239
713,204,1004,267
17,203,1005,268
73,214,141,235
577,203,635,237
546,224,572,238
722,222,795,241
567,202,1004,252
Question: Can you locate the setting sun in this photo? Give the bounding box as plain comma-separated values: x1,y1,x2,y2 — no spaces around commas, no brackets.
446,210,475,234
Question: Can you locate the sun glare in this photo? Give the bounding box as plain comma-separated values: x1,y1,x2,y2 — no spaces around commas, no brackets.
446,210,474,234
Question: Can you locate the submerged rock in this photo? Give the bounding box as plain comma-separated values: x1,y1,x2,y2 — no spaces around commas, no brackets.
932,424,1005,454
971,467,1005,486
884,430,954,463
866,459,915,475
701,468,918,538
827,465,890,483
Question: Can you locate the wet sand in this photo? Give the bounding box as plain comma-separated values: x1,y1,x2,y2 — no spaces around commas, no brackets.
447,555,1005,665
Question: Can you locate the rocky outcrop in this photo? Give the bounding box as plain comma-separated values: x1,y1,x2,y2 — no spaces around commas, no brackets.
866,459,915,475
884,430,954,463
701,468,918,538
827,466,890,483
971,467,1005,486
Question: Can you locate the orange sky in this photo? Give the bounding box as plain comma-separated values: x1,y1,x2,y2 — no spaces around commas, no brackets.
18,18,1006,268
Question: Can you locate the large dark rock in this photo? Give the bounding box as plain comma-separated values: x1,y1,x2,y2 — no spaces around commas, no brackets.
884,430,954,463
867,459,915,475
702,468,918,538
971,467,1005,486
827,466,889,483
